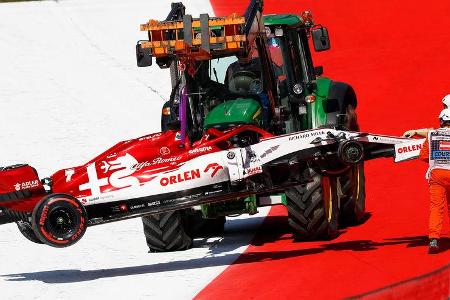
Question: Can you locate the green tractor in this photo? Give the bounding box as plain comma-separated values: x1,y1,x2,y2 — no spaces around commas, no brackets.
136,0,365,252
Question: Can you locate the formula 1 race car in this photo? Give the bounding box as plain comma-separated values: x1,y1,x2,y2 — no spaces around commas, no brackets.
0,125,424,247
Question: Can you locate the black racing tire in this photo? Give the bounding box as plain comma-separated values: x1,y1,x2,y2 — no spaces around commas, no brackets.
336,104,366,225
16,220,44,244
185,210,226,238
286,170,339,241
338,163,366,225
142,211,193,252
31,194,87,248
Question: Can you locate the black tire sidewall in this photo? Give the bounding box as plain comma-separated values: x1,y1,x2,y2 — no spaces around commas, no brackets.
32,194,87,248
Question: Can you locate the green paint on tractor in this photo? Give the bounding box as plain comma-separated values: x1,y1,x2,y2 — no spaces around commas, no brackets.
310,77,332,128
263,14,303,27
204,98,262,129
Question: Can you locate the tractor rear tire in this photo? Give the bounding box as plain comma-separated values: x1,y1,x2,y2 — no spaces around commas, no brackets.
286,170,339,240
16,220,43,244
142,211,193,252
338,163,366,225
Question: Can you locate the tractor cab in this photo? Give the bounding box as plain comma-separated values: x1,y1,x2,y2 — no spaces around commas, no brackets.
203,49,268,130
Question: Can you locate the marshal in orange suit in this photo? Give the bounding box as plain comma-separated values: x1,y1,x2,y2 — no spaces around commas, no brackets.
418,108,450,254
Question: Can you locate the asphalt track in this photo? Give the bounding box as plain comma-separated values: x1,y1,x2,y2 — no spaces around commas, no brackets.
196,0,450,298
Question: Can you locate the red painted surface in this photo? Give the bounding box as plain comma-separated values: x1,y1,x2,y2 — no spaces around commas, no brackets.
1,125,273,213
197,0,450,298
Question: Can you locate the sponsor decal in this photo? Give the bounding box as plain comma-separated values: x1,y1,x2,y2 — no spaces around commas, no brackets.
260,145,280,159
432,151,450,159
160,146,170,156
111,204,128,212
158,163,224,186
86,194,112,203
188,146,212,155
147,200,161,207
372,136,404,144
204,163,223,178
227,151,235,159
430,132,450,161
175,132,182,141
139,132,162,141
132,156,183,171
163,199,177,205
14,180,39,191
39,205,49,226
80,153,140,196
397,144,422,154
129,204,145,210
288,130,325,141
245,166,263,176
394,139,425,163
160,169,201,186
65,169,75,182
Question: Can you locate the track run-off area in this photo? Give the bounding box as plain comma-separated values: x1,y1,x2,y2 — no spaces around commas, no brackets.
0,0,448,299
196,0,450,299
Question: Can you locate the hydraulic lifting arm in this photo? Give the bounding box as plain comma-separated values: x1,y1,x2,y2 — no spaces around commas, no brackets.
165,2,186,22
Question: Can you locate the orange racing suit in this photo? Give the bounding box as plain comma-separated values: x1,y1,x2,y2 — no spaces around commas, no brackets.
419,128,450,239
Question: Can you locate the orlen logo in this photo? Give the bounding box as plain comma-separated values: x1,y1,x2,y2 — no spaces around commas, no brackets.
160,169,201,186
159,163,224,186
397,144,422,154
204,163,223,177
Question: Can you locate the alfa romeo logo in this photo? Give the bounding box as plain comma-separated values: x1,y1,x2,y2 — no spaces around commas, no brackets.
160,147,170,156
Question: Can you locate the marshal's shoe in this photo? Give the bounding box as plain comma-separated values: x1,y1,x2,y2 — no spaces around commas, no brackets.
428,239,439,254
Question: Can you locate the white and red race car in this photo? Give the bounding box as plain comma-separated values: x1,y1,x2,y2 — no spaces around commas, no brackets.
0,125,424,247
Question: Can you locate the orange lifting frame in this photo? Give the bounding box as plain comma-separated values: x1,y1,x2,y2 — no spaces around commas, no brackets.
139,13,247,59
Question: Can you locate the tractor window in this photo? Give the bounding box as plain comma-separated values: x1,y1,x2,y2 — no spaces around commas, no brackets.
296,30,315,83
267,37,288,82
209,56,238,84
209,43,264,96
267,36,291,99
